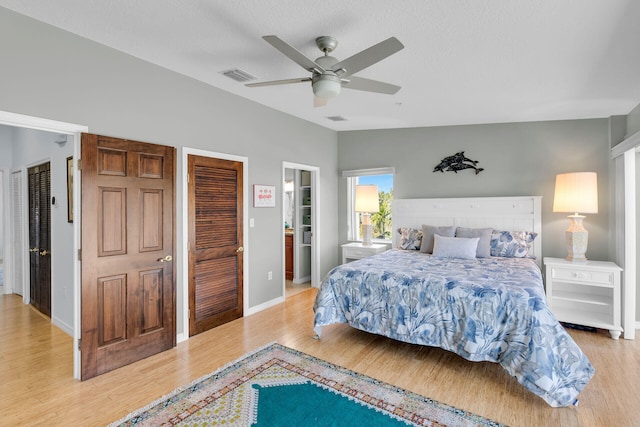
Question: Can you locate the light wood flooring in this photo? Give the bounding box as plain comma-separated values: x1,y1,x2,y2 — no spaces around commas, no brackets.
1,290,639,426
285,279,311,297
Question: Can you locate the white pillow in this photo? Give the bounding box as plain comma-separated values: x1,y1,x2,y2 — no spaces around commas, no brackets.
432,235,479,259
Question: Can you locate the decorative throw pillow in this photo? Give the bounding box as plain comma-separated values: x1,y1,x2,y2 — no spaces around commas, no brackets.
455,227,493,258
396,227,423,250
419,225,456,254
432,235,479,259
490,230,538,258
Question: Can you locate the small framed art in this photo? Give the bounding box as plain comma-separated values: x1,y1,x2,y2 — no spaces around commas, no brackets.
253,184,275,207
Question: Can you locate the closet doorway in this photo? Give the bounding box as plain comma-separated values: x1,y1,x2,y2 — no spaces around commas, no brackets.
282,162,320,298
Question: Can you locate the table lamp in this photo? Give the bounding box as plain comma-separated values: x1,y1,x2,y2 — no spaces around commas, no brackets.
355,184,379,246
552,172,598,262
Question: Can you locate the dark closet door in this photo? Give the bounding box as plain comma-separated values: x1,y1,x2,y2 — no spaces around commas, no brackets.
188,154,244,336
28,162,51,317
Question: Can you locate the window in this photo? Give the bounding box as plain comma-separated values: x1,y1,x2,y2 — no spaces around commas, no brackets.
343,167,394,243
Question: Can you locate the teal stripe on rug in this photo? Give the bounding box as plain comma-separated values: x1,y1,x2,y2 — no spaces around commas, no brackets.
253,382,408,426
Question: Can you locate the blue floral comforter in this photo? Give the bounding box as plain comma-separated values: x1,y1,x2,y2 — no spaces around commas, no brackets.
313,249,594,407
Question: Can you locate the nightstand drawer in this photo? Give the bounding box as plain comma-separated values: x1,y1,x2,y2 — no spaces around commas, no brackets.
550,268,613,286
344,247,376,258
341,243,387,264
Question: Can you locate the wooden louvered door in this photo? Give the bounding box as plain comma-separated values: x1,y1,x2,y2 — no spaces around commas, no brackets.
188,155,243,336
80,134,176,380
27,163,51,317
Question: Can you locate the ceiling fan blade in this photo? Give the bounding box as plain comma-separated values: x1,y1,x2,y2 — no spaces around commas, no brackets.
314,96,328,108
262,35,325,73
341,76,401,95
331,37,404,77
246,77,311,87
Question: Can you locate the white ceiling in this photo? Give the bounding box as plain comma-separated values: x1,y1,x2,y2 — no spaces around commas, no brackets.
2,0,640,131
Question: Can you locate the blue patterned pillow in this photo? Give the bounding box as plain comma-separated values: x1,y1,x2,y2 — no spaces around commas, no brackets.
397,227,423,250
490,230,537,258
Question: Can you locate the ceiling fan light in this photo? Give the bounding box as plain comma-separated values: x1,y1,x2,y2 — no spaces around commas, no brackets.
312,75,341,99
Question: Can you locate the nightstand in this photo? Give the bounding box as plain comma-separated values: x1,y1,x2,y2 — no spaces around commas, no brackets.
544,257,623,339
341,242,387,264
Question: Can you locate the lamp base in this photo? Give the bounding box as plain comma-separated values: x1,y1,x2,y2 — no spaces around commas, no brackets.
361,213,373,246
564,214,588,262
362,224,373,246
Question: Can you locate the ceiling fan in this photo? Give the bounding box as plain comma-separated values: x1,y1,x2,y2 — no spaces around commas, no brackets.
246,35,404,106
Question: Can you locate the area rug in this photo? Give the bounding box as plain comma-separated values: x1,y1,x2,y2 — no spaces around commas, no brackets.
109,343,505,426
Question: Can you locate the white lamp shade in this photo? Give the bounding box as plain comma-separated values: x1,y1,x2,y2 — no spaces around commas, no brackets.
355,185,379,213
553,172,598,214
312,75,341,99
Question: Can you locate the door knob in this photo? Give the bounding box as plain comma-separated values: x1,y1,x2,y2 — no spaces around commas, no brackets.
157,255,173,262
236,246,244,253
30,248,39,253
40,250,49,256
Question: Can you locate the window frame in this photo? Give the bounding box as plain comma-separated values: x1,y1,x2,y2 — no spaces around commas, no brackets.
342,167,395,243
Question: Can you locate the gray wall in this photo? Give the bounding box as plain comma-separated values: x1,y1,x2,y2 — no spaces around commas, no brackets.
338,119,613,261
0,127,12,169
0,7,339,336
627,103,640,136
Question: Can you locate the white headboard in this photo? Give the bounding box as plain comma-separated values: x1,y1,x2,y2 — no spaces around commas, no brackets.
392,196,543,265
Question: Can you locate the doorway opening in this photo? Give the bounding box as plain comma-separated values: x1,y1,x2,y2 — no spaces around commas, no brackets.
0,110,87,379
283,162,320,298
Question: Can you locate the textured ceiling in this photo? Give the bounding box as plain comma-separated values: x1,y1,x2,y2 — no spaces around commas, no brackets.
1,0,640,131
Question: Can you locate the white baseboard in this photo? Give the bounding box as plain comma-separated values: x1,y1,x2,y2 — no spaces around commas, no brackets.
174,296,285,343
293,276,311,284
52,316,73,337
245,296,284,316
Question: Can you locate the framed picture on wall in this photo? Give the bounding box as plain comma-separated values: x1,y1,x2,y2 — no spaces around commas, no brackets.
67,156,73,222
253,184,275,207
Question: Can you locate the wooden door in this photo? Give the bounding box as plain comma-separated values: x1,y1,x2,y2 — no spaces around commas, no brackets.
27,163,51,317
285,234,293,280
188,155,243,336
80,134,175,380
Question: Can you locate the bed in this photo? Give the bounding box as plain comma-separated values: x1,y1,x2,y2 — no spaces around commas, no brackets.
313,196,594,407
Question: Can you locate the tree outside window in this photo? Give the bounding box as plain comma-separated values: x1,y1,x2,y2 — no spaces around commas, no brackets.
370,188,393,240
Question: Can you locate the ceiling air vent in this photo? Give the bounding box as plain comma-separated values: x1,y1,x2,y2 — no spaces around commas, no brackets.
326,116,348,122
220,68,257,82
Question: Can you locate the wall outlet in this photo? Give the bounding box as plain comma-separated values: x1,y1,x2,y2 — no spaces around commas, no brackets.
268,271,273,280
